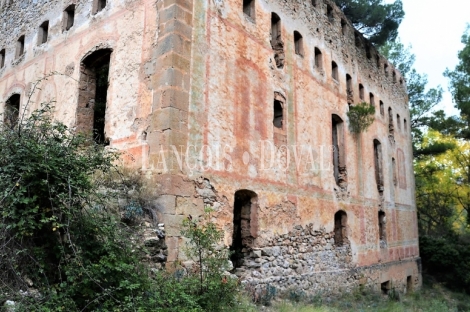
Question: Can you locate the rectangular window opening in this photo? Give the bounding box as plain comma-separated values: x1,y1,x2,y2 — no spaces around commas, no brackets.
243,0,255,19
315,48,323,70
64,4,75,31
271,13,284,69
407,276,413,293
0,49,5,68
326,4,334,22
332,61,338,81
359,84,364,100
369,93,375,106
392,157,397,187
397,114,401,129
346,74,353,104
93,0,107,14
378,211,386,243
332,115,346,187
381,281,390,295
341,19,347,35
16,35,25,58
380,101,384,116
38,21,49,45
294,31,303,56
273,99,283,129
374,140,383,193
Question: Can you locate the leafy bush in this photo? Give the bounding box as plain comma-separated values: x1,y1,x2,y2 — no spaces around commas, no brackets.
347,102,376,134
181,209,239,311
0,104,151,310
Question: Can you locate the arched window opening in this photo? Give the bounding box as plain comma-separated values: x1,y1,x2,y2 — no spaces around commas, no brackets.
374,139,384,194
38,21,49,45
270,13,284,69
4,94,20,128
331,61,338,81
314,48,323,70
334,210,347,246
63,4,75,31
379,100,384,116
378,211,386,246
346,74,353,104
294,31,303,56
230,190,258,268
77,49,112,144
359,83,364,100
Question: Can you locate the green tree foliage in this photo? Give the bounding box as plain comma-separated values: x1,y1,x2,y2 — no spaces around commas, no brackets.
346,102,375,134
445,25,470,139
0,99,240,310
181,210,239,311
333,0,404,46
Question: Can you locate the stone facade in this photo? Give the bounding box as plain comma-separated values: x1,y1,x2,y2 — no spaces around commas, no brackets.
0,0,421,296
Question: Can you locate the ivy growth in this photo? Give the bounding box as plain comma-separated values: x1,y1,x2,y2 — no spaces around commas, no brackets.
347,102,376,134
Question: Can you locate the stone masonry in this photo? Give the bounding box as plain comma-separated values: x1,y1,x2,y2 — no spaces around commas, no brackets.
0,0,421,297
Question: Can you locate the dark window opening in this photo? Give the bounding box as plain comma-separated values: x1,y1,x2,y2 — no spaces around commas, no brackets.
407,276,413,293
16,35,25,58
294,31,303,56
332,115,346,187
273,99,283,129
370,92,375,106
93,0,106,14
359,84,364,100
384,63,389,76
380,100,384,116
270,13,284,69
381,281,391,295
243,0,255,19
77,49,112,144
326,4,334,22
4,94,20,128
366,44,372,59
64,4,75,31
231,190,258,269
400,78,403,85
346,74,353,104
376,55,381,68
38,21,49,45
388,107,394,138
354,31,361,47
334,210,347,246
332,61,338,80
314,48,322,70
374,139,384,194
0,49,5,68
341,19,347,35
393,71,397,83
392,157,397,187
397,114,401,129
378,211,386,244
404,119,407,131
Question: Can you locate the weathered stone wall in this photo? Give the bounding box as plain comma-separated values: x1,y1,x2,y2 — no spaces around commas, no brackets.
0,0,421,297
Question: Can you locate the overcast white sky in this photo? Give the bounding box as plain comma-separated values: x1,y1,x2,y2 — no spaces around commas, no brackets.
394,0,470,116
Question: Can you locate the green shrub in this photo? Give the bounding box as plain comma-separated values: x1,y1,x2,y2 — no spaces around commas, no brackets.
347,102,376,134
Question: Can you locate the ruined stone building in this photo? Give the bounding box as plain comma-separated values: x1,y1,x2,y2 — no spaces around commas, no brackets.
0,0,420,296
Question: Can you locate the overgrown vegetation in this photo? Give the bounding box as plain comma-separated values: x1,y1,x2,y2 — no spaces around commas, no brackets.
0,102,240,311
347,102,376,133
